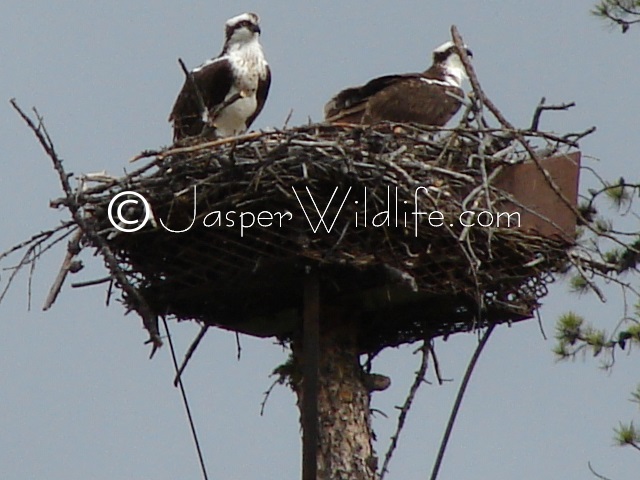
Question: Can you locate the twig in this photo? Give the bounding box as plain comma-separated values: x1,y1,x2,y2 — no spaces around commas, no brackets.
260,376,284,416
235,331,242,361
71,276,112,288
0,224,73,263
283,108,294,128
130,130,266,162
173,324,210,387
451,27,613,251
429,323,496,480
178,58,208,126
587,461,613,480
428,341,445,385
10,99,163,354
162,317,210,480
535,308,547,340
43,229,82,310
530,97,576,131
380,342,429,480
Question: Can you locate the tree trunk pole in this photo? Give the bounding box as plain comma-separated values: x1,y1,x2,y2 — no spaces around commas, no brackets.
293,295,377,480
302,268,320,480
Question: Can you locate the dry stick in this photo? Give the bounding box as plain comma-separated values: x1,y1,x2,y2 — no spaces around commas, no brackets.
43,228,82,310
260,376,283,416
0,226,74,304
429,323,495,480
587,461,613,480
10,99,163,354
130,130,266,162
173,324,210,387
71,276,112,288
0,224,73,263
161,317,210,480
235,332,242,361
451,26,627,253
428,342,445,385
380,342,430,480
0,233,62,303
178,58,208,125
130,122,337,163
530,97,576,132
178,59,244,128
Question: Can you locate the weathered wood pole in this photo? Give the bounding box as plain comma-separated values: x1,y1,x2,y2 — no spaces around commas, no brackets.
294,273,377,480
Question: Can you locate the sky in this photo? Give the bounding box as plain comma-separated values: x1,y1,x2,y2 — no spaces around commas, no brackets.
1,1,639,479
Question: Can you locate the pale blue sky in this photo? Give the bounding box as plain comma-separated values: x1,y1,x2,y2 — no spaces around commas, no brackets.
1,1,639,479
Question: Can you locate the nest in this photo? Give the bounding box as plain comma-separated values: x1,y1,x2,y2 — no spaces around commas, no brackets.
61,121,578,353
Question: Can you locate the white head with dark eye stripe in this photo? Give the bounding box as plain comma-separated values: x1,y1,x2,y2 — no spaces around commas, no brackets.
431,41,473,87
224,13,261,47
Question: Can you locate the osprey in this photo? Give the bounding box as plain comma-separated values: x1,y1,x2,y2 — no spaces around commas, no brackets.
324,41,472,127
169,12,271,141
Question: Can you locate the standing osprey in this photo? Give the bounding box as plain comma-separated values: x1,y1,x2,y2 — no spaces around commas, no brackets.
169,12,271,141
324,41,472,127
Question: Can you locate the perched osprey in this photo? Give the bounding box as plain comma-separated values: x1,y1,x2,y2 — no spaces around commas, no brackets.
169,12,271,141
324,41,472,127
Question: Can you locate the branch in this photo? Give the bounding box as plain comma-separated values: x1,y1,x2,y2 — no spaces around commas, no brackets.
450,26,616,252
593,0,640,33
10,100,163,354
530,97,576,132
380,342,430,480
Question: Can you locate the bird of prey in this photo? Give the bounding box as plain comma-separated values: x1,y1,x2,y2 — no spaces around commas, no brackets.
169,12,271,141
324,41,472,127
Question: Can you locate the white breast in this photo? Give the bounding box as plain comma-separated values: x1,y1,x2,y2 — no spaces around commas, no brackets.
212,95,258,137
213,40,268,136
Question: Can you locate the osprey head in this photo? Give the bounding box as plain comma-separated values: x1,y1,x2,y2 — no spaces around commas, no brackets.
431,40,472,87
225,12,261,45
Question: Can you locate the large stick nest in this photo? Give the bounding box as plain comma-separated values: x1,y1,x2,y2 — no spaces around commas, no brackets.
65,121,578,353
6,30,592,354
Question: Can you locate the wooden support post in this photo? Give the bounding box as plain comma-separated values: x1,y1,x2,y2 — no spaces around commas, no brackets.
302,267,320,480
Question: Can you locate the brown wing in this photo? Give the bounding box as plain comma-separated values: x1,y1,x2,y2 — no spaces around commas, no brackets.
364,79,463,127
324,74,416,123
169,58,234,141
245,65,271,130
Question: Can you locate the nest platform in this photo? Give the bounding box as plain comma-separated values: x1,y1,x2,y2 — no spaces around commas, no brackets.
66,123,579,353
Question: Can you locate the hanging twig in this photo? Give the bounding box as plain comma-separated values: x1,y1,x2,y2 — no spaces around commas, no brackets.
429,323,496,480
380,342,430,480
173,324,210,387
428,341,445,385
162,317,210,480
43,228,82,310
235,331,242,361
587,461,613,480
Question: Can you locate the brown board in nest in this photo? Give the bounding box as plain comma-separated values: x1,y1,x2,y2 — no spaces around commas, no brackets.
77,124,579,353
